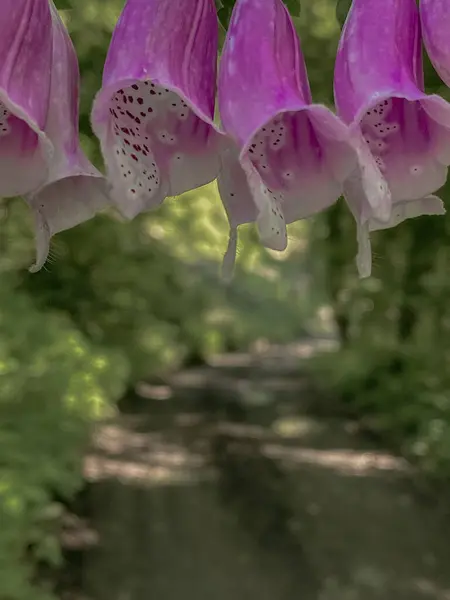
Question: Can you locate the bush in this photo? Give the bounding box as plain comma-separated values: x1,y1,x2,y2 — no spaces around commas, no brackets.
0,281,127,599
309,332,450,478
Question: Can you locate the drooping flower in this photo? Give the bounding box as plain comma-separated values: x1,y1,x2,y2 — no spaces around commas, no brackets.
217,0,357,275
27,2,110,273
0,0,54,198
335,0,450,277
420,0,450,88
91,0,225,220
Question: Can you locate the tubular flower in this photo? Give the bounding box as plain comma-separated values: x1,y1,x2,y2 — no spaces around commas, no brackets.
218,0,357,275
27,2,110,273
91,0,224,220
420,0,450,88
335,0,450,277
0,0,53,198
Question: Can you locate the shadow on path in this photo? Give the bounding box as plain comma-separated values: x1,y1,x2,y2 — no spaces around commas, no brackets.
61,340,450,600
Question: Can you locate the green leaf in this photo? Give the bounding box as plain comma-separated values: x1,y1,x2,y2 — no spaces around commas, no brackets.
284,0,301,16
216,0,301,30
218,5,232,29
336,0,352,28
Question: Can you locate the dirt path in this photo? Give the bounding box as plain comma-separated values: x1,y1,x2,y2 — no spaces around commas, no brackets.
64,340,450,600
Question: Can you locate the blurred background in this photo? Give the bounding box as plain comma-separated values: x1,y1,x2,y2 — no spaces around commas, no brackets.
2,0,450,599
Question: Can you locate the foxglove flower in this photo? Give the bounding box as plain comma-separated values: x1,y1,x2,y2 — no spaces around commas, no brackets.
420,0,450,88
218,0,357,274
27,2,110,273
335,0,450,277
0,0,54,198
91,0,224,220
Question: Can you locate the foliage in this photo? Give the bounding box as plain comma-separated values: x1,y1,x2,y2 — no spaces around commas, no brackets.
0,1,314,597
0,274,127,600
305,16,450,478
2,0,450,596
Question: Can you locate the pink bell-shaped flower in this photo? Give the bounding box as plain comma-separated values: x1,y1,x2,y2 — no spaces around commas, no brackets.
217,0,357,276
335,0,450,277
91,0,225,220
420,0,450,89
0,0,53,198
27,2,110,273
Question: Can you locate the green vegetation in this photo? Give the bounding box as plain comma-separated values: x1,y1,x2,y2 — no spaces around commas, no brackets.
303,7,450,480
0,2,310,597
1,0,450,598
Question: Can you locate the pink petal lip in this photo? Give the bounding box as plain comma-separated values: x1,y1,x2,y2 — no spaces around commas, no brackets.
91,0,224,220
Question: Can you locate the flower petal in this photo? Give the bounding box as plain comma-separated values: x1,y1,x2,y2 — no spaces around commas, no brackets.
26,1,110,272
29,177,110,273
420,0,450,88
91,0,224,219
0,0,53,197
335,0,450,273
369,195,445,232
219,0,356,254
